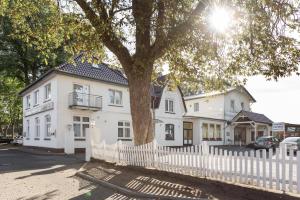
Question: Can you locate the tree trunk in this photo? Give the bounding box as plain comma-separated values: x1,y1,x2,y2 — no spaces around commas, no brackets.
127,66,154,145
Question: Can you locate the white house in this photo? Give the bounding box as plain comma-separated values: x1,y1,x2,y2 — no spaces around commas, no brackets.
184,87,273,145
19,56,186,152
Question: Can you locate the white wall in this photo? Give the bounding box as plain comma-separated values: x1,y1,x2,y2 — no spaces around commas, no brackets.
22,76,59,148
185,94,225,120
56,74,132,147
154,87,185,146
224,89,252,120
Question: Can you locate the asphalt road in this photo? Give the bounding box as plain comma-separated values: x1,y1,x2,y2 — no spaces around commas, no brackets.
0,145,135,200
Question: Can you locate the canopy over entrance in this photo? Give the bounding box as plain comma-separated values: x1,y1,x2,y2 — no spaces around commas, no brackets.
230,111,273,145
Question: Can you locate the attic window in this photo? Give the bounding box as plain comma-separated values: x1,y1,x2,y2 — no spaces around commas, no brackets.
92,63,98,68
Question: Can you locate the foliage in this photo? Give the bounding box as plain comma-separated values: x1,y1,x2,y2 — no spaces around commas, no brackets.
0,74,23,134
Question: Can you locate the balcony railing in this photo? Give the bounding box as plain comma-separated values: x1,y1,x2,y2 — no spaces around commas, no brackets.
68,92,102,111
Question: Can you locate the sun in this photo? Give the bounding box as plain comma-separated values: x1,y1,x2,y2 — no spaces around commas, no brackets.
209,7,233,33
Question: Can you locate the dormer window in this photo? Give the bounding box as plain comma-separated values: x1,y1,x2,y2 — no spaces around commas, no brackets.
165,99,174,113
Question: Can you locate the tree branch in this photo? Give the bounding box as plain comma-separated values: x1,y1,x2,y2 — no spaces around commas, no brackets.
75,0,133,71
151,0,208,60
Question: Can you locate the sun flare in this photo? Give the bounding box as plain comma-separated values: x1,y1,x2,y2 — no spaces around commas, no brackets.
209,7,233,33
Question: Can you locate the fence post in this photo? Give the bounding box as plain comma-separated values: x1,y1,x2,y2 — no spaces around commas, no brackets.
117,140,122,164
262,149,267,188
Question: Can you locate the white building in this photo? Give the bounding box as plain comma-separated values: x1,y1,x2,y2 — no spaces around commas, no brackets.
19,57,186,152
184,87,273,145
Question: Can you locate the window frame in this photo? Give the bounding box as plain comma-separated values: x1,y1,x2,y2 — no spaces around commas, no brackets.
35,117,40,138
44,83,51,100
109,89,123,106
194,102,199,112
73,116,90,138
45,114,51,138
26,95,31,109
165,124,175,140
230,99,235,112
117,121,131,139
241,102,245,110
165,99,174,113
26,119,30,138
34,90,39,106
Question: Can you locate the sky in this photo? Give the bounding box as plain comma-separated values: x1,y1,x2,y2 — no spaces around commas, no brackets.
245,74,300,124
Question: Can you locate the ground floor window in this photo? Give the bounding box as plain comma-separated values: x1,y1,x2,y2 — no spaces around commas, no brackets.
251,131,255,141
45,115,51,137
202,123,222,141
165,124,175,140
118,121,130,139
73,116,89,138
26,119,30,137
35,117,40,138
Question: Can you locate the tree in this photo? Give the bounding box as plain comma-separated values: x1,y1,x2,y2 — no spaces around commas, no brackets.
2,0,300,145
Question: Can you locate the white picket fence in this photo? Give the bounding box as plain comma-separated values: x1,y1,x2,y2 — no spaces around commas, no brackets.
89,140,300,195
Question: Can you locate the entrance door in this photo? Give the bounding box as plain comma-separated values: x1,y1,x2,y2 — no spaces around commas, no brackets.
183,122,193,145
234,127,246,145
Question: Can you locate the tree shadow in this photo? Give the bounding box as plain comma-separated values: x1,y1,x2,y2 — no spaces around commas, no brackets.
15,190,59,200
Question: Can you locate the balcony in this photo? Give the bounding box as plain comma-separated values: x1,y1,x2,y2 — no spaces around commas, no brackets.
68,92,102,111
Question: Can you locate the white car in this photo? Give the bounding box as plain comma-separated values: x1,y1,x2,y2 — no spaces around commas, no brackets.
12,136,23,145
280,137,300,154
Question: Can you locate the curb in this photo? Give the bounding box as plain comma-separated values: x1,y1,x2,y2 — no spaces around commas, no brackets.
76,171,207,200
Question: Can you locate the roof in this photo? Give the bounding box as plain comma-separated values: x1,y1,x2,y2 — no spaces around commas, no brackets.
19,56,128,95
232,110,273,125
184,86,256,102
151,75,187,112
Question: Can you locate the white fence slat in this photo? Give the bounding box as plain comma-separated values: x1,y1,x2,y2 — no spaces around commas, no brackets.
281,144,286,192
244,151,249,184
250,150,254,185
229,151,233,182
297,151,300,193
262,149,267,188
289,149,293,192
275,148,280,190
239,152,243,183
256,150,260,187
234,151,238,183
268,148,273,189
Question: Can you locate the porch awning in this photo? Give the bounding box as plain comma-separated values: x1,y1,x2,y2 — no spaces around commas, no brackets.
231,110,273,125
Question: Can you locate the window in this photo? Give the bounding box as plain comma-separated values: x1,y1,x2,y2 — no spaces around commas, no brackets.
118,121,130,139
194,103,199,112
73,116,89,138
165,124,175,140
26,95,31,109
109,89,122,105
45,84,51,100
241,102,244,110
34,90,39,105
35,117,40,137
251,131,255,141
165,99,174,113
216,124,221,138
230,100,235,112
209,124,215,139
202,123,208,139
26,120,30,137
45,115,51,137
